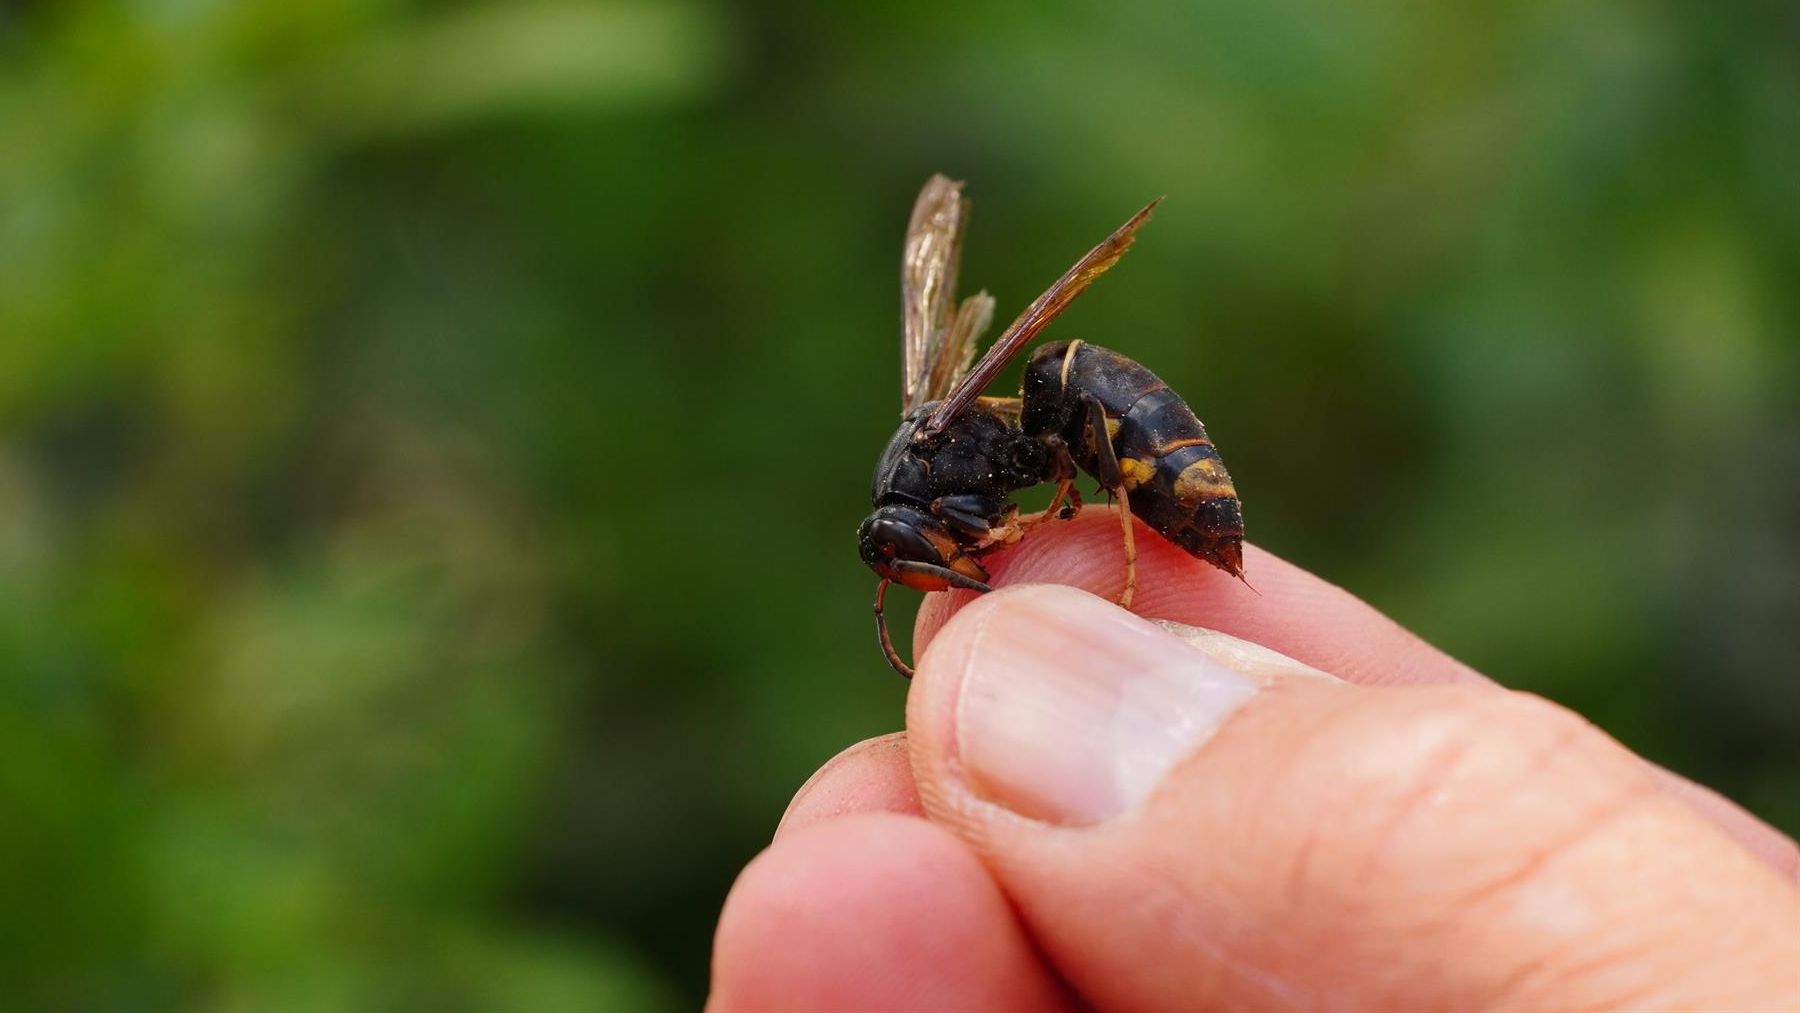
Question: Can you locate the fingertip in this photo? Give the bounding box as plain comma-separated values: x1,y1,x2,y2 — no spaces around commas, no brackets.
777,733,921,840
709,813,1076,1013
912,509,1149,655
912,508,1266,657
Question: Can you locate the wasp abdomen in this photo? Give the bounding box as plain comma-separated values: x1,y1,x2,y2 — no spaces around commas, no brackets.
1022,340,1246,578
1118,389,1235,497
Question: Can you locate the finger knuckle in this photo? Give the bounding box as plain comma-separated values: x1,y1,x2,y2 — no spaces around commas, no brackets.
1292,687,1637,902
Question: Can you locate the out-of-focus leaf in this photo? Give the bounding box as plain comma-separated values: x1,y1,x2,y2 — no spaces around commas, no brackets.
299,2,731,137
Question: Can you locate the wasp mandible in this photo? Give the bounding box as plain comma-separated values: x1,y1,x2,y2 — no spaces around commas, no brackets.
858,175,1247,677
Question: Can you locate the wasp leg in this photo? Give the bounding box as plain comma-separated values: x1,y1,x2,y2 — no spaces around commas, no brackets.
873,579,913,678
978,396,1024,420
1018,436,1082,531
928,495,1026,556
1044,435,1082,521
969,507,1028,555
1018,480,1077,532
1112,487,1138,609
1061,481,1084,519
1026,480,1074,529
1082,393,1137,609
1082,394,1123,485
930,494,996,538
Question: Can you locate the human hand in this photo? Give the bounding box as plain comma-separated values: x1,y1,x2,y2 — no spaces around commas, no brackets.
710,510,1800,1011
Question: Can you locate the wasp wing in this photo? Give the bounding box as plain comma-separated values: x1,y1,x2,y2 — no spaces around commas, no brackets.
938,290,995,396
901,175,987,413
921,196,1161,435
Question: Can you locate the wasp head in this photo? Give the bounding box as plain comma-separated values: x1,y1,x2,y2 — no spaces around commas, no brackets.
857,504,992,592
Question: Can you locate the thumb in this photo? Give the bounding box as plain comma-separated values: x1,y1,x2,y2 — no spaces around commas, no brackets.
906,585,1800,1011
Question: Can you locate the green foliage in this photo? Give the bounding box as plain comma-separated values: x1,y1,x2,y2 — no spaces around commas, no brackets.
2,0,1795,1006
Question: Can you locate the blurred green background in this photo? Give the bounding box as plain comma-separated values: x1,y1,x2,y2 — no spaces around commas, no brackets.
2,0,1796,1008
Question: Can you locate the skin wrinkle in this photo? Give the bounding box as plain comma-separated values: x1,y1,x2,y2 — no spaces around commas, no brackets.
1384,705,1652,1007
1277,759,1665,1009
909,737,961,845
1018,826,1318,1013
1138,849,1318,1011
1459,786,1794,1010
938,829,1093,1013
1486,908,1688,1013
1128,800,1272,1004
1260,687,1365,913
995,884,1086,1012
1156,683,1415,985
1353,694,1600,894
1495,847,1763,1012
1083,687,1352,1010
1216,694,1483,1006
1574,912,1788,1013
1459,775,1664,930
1071,685,1694,1008
1347,703,1490,888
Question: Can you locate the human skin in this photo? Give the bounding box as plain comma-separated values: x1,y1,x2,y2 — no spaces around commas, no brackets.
710,510,1800,1011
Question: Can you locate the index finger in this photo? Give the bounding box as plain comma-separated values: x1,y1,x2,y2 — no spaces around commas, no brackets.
916,508,1487,688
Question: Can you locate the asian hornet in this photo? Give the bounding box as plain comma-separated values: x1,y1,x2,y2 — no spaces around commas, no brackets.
858,175,1246,676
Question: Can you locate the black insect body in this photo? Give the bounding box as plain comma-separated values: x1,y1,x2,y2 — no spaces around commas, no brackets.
859,176,1245,677
1020,340,1244,580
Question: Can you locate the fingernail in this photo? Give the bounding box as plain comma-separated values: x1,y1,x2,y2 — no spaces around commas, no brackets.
954,586,1273,825
1150,619,1343,685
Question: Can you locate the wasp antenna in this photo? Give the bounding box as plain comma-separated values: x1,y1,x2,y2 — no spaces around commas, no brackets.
888,561,994,594
872,579,915,679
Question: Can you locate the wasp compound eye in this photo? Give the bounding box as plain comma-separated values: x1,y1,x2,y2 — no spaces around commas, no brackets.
858,510,944,570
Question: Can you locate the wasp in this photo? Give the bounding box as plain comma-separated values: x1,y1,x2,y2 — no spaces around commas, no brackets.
858,175,1247,676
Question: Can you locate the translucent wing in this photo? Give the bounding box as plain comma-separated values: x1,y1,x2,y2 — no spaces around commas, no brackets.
938,291,995,398
921,196,1161,436
901,175,991,413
